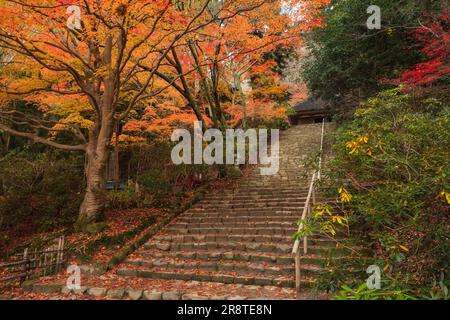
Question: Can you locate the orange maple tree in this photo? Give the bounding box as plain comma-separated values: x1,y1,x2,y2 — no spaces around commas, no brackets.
0,0,329,230
0,0,275,230
151,0,329,129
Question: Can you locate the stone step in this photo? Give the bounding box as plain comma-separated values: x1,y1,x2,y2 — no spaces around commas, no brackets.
241,179,308,182
206,193,313,200
185,208,304,214
176,216,299,224
206,194,315,201
237,184,312,188
190,200,337,212
125,259,322,277
152,234,339,247
194,204,312,210
206,192,322,199
181,212,303,218
144,241,347,255
164,226,298,236
116,267,308,288
169,221,297,229
222,187,312,193
194,199,331,207
243,176,310,180
137,249,347,266
181,210,333,217
185,206,337,215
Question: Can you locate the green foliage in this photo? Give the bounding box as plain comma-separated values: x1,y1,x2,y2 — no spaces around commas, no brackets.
219,165,243,180
333,273,450,300
127,141,212,209
333,282,417,300
300,0,442,100
271,115,291,131
315,251,371,293
0,151,84,241
421,275,450,300
0,152,84,230
106,186,144,210
324,87,449,288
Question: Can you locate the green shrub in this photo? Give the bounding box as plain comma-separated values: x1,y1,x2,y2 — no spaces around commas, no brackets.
333,283,417,300
0,151,84,251
106,186,143,210
126,141,212,209
323,87,449,290
333,274,449,300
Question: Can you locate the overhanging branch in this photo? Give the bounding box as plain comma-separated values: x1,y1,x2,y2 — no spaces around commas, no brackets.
0,123,87,151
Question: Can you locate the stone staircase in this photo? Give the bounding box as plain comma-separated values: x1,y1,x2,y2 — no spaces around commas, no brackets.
114,123,339,298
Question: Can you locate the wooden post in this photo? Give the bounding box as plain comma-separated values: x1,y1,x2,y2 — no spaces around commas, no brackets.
33,248,37,271
60,236,65,270
318,118,325,181
20,248,29,284
304,236,308,255
56,236,65,272
43,248,48,277
56,238,61,272
51,248,56,274
295,250,301,299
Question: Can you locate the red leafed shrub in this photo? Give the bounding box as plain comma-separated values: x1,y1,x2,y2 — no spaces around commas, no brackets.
397,13,450,88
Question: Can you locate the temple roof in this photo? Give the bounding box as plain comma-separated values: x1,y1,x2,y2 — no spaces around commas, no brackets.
293,98,331,113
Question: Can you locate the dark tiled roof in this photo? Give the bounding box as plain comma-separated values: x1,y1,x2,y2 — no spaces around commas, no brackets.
293,98,330,112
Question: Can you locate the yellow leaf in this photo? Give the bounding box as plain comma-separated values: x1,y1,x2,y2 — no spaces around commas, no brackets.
436,191,450,205
399,245,409,252
339,188,352,203
314,209,325,218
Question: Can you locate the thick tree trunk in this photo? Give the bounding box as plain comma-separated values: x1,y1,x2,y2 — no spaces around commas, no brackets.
76,154,107,231
75,102,115,232
76,36,117,232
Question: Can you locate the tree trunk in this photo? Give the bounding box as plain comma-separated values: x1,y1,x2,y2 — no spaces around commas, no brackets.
75,108,115,232
113,123,120,190
75,147,108,231
235,72,247,129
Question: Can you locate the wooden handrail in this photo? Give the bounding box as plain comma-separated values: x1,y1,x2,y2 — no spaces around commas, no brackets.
292,119,326,298
318,119,325,180
292,172,316,255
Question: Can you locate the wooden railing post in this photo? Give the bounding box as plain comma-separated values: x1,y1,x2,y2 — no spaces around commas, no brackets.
61,236,65,268
318,118,325,181
20,248,29,285
56,237,61,273
295,249,301,299
56,236,65,272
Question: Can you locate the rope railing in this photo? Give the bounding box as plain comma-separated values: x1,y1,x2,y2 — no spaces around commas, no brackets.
292,119,326,298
